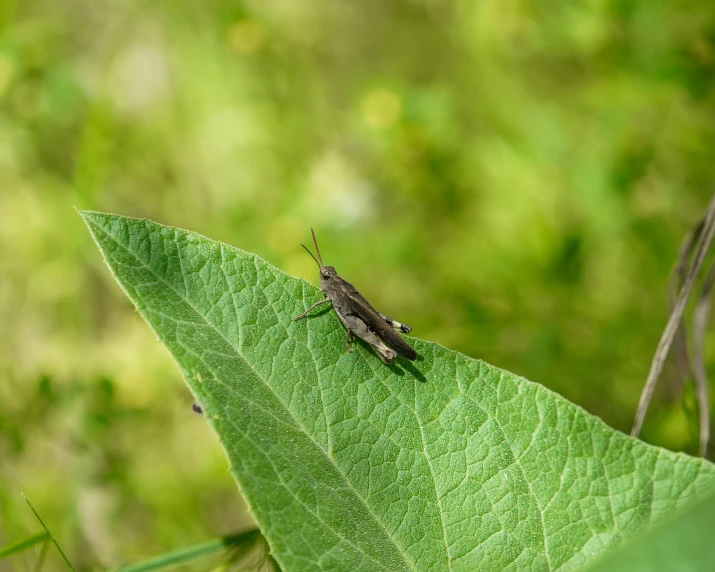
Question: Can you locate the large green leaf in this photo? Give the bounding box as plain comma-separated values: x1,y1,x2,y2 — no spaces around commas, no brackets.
82,211,715,571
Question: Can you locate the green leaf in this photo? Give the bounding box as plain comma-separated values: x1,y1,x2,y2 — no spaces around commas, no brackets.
81,211,715,571
586,491,715,571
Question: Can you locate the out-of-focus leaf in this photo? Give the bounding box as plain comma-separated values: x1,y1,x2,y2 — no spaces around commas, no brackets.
586,491,715,572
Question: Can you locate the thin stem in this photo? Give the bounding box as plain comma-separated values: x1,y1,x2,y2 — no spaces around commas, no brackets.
632,194,715,439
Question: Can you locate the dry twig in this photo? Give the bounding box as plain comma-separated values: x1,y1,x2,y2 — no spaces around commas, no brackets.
632,194,715,455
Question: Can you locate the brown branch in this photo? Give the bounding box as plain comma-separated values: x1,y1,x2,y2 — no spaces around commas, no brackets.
691,257,715,456
667,218,704,395
632,194,715,441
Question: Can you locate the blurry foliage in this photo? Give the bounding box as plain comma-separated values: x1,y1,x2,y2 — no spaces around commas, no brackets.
1,0,715,568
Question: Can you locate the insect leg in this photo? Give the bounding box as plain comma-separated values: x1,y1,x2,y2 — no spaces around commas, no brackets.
378,312,412,334
342,314,397,363
293,298,331,321
345,329,353,352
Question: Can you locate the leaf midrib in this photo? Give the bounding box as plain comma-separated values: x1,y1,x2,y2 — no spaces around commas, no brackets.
249,253,454,571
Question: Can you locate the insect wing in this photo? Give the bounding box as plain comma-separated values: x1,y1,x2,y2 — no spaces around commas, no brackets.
346,293,416,360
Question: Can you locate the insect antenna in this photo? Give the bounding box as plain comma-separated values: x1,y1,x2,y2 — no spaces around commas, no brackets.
310,228,324,266
301,243,322,269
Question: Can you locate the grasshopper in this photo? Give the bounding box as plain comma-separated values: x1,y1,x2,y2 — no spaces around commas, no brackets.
294,229,416,364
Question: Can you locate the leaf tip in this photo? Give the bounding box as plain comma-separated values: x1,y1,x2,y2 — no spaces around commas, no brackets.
76,209,103,224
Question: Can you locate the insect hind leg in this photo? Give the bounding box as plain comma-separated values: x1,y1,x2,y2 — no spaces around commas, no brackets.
342,314,396,363
378,312,412,334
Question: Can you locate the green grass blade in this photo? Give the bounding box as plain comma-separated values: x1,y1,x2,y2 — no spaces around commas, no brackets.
33,538,51,572
0,531,49,559
22,494,74,571
112,530,261,572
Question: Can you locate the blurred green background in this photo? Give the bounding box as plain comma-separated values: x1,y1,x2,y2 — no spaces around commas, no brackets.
2,0,715,569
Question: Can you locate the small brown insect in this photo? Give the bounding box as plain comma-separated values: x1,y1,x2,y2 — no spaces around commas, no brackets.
294,229,416,364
